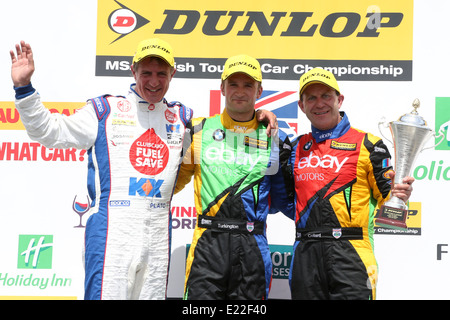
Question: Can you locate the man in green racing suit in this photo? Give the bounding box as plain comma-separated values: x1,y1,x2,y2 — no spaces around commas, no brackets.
175,54,294,299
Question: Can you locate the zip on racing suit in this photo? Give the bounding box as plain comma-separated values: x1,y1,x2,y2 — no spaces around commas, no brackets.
14,83,192,299
290,112,392,300
175,109,294,300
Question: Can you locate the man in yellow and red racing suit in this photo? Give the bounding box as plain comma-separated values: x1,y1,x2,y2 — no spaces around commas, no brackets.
289,68,414,300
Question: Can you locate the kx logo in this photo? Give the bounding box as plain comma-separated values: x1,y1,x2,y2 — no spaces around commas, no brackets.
129,177,163,197
17,235,53,269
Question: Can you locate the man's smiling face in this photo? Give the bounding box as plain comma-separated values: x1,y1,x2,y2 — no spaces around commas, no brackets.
131,57,175,104
298,83,344,130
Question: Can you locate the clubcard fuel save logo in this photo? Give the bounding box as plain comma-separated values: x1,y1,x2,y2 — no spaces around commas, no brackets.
129,129,169,175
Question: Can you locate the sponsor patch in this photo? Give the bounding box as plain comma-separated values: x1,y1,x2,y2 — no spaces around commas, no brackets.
332,228,342,239
244,136,268,149
330,140,357,151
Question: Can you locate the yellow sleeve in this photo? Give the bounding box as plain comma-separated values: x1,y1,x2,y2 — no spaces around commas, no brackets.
174,117,204,194
174,148,195,194
364,132,393,206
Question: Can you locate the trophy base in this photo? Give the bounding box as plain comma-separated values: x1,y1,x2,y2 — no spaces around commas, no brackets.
375,205,408,230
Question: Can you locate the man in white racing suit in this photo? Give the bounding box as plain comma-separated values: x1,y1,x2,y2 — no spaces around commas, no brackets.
10,39,193,299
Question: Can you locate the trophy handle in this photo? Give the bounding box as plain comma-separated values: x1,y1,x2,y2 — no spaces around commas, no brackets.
378,117,393,146
421,129,445,151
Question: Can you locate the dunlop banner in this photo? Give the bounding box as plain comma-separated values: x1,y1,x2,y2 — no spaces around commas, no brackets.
96,0,413,80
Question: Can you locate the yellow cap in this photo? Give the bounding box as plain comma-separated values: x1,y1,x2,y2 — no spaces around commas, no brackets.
221,54,262,82
299,67,340,96
132,38,174,67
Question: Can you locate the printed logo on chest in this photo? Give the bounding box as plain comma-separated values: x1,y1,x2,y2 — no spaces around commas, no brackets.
297,151,349,173
129,129,169,175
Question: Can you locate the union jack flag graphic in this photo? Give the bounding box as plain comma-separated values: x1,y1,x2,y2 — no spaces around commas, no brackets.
209,90,300,138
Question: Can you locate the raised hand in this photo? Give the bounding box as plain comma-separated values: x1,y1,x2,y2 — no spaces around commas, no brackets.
10,41,35,87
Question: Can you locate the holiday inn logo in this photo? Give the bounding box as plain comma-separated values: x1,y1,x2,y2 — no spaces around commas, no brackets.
0,234,75,296
17,235,53,269
435,97,450,151
411,98,450,182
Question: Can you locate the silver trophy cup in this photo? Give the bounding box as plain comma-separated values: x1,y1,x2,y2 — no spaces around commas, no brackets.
376,99,443,230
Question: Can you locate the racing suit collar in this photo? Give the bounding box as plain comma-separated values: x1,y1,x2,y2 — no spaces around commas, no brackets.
129,83,167,111
311,112,350,143
221,108,259,133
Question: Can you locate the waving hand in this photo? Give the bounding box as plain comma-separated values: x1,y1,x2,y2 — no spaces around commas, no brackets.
10,41,35,87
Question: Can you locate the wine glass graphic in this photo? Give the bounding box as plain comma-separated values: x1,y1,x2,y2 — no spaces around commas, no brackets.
72,195,91,228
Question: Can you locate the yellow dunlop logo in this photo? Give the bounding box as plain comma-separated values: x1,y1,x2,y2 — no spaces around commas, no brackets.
330,140,357,151
96,0,413,80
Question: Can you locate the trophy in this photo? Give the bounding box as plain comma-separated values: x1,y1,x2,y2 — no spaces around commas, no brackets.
376,99,444,230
